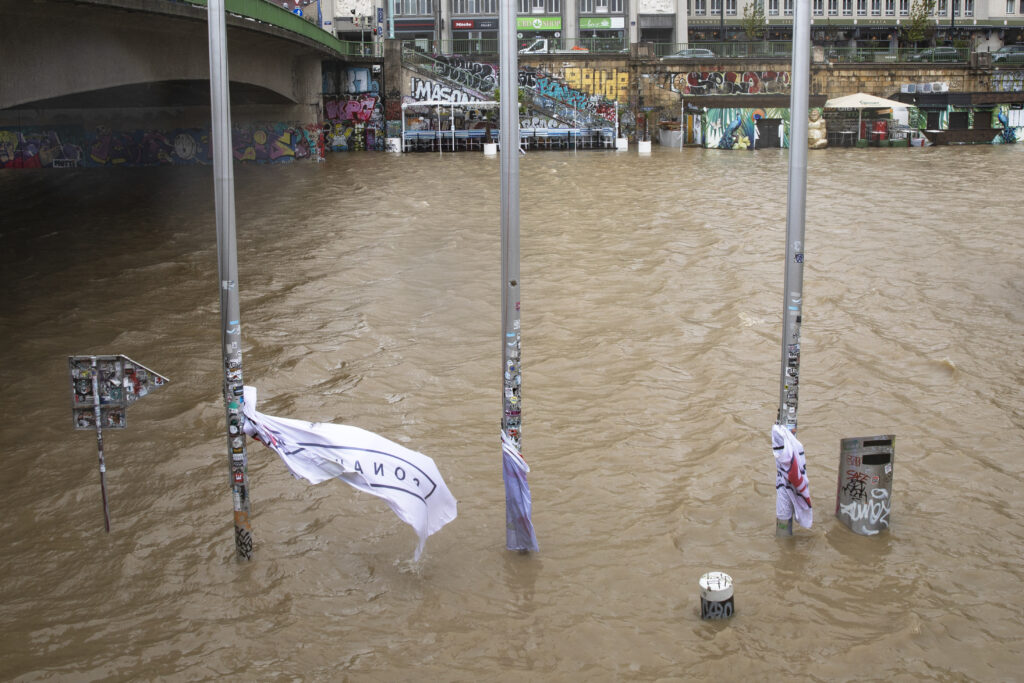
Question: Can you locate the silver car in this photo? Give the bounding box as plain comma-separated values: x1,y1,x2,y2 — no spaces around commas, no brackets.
662,48,716,60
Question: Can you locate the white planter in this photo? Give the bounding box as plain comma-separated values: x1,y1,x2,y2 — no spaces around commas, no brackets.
385,137,402,153
615,137,628,151
638,140,652,154
483,142,498,155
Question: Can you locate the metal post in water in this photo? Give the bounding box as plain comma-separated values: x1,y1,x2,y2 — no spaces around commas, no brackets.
89,356,111,533
499,0,537,553
775,0,811,535
778,0,810,434
207,0,253,561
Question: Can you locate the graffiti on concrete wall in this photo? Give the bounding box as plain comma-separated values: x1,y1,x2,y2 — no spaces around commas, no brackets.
564,67,630,103
0,124,324,168
431,56,498,95
991,70,1024,92
410,77,485,103
994,104,1022,144
323,67,385,151
661,71,791,95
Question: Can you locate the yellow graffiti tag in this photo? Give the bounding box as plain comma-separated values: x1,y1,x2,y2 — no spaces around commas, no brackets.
564,68,630,102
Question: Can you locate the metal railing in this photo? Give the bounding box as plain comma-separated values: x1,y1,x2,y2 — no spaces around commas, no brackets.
181,0,380,57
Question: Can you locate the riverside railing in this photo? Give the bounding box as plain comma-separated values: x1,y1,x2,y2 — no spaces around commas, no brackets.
181,0,380,57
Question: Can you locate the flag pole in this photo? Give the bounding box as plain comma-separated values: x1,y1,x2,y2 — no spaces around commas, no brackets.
499,0,537,552
775,0,811,536
208,0,253,560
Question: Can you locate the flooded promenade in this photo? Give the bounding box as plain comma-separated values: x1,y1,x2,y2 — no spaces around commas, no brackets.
1,144,1022,679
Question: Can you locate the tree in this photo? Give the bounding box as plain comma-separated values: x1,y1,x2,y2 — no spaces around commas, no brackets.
742,0,767,42
900,0,936,46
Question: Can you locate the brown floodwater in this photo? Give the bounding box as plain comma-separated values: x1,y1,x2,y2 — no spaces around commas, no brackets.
1,143,1022,680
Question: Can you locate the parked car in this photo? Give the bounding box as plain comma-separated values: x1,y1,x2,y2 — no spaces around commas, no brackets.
992,44,1024,63
661,48,716,61
907,46,960,62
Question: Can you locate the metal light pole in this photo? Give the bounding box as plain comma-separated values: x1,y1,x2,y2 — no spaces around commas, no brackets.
499,0,538,553
389,0,395,39
778,0,810,436
207,0,254,560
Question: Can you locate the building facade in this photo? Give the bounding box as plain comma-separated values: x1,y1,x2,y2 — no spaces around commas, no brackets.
320,0,1024,48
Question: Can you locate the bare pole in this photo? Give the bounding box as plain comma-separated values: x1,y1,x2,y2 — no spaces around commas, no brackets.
208,0,253,560
90,356,111,533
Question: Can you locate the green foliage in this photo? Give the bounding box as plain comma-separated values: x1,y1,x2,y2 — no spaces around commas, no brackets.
742,0,767,41
900,0,936,45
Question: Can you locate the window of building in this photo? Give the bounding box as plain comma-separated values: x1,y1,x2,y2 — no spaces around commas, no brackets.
843,0,853,13
885,0,894,14
829,0,838,14
871,0,880,15
398,0,432,14
784,0,793,15
813,0,823,14
711,0,721,15
936,0,946,13
695,0,707,15
857,0,867,14
768,0,779,14
964,0,973,15
1007,0,1014,13
726,0,737,15
595,0,609,12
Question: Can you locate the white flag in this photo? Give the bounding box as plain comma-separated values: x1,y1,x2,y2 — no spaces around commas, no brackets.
241,386,457,559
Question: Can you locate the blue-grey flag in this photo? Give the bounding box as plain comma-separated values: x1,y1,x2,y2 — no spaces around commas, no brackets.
502,431,538,552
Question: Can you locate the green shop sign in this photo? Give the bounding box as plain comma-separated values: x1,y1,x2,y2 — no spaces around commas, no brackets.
579,17,612,29
517,16,562,31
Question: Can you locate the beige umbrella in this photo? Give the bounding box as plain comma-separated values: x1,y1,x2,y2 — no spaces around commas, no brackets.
824,92,910,141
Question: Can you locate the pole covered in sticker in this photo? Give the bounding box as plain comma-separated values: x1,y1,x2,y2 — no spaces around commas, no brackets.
208,0,253,560
778,0,810,435
498,0,537,552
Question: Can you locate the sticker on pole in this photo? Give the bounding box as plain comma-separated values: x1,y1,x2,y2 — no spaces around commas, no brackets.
69,355,169,429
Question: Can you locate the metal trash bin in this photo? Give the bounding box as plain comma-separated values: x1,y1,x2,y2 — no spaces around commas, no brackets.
835,435,894,535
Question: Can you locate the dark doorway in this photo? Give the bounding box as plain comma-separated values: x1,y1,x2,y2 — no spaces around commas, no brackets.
756,118,781,148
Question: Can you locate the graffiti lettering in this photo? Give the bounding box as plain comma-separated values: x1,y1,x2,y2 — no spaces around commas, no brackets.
411,77,484,103
839,488,890,535
701,598,734,620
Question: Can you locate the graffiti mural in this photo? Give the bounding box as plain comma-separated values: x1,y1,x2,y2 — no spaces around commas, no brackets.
410,77,485,103
702,107,790,149
660,70,790,96
993,104,1022,144
324,66,385,151
991,70,1024,93
564,67,630,103
0,124,323,168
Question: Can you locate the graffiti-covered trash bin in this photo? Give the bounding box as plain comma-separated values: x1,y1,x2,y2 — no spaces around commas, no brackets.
835,435,894,536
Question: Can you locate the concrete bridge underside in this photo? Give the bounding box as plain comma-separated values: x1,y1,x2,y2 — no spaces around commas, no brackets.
0,0,326,128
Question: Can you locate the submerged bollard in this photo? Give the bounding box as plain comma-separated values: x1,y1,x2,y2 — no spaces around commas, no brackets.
699,572,734,620
835,435,894,535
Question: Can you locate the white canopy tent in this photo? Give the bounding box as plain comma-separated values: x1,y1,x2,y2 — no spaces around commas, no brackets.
824,92,912,139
